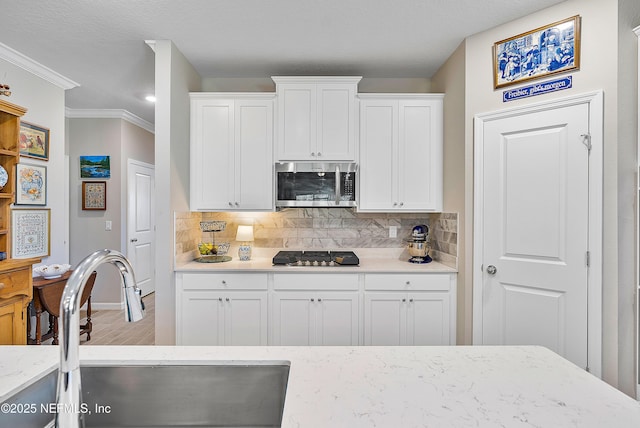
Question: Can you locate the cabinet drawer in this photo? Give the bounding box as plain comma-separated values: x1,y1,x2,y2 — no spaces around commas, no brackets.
180,273,268,290
0,268,31,299
273,273,358,290
364,273,450,291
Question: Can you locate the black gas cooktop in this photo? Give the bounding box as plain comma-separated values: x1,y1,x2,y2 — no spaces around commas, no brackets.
272,250,359,267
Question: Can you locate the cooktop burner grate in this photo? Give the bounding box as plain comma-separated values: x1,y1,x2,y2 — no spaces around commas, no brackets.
272,250,359,266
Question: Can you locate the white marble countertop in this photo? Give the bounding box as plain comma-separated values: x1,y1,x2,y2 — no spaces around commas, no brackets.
176,248,457,273
2,345,639,427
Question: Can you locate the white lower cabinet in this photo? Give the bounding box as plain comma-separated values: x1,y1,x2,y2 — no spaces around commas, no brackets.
176,271,455,346
177,273,268,345
363,273,456,345
271,291,359,345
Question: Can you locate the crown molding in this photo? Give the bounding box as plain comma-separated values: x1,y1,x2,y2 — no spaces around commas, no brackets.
65,108,155,134
0,42,79,90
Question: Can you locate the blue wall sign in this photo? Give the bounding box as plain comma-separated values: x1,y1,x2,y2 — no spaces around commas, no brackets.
503,76,572,102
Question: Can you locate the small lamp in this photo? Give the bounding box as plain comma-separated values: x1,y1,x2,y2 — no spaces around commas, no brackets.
236,225,254,261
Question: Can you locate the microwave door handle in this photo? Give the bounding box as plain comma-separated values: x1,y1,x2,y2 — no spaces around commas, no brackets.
335,165,341,205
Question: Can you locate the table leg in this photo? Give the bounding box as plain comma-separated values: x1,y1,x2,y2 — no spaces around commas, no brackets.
34,304,42,345
52,317,58,346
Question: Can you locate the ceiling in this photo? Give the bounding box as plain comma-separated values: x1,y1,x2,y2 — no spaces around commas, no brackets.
0,0,566,126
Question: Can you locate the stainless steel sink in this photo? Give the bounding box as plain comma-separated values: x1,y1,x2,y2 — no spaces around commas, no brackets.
1,364,290,428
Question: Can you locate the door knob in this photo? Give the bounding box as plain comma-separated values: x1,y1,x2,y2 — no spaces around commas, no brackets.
130,238,138,243
486,265,497,275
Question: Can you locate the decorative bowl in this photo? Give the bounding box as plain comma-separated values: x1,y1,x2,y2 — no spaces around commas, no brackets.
215,242,231,255
200,220,226,232
34,263,72,279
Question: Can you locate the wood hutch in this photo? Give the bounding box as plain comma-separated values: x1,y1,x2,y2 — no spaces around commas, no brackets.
0,99,40,345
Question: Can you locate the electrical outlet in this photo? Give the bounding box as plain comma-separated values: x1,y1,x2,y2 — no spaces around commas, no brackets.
105,220,112,231
389,226,397,238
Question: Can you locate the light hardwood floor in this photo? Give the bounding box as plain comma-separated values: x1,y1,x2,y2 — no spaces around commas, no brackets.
80,293,155,346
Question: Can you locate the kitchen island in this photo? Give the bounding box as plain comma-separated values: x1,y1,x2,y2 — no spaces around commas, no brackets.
1,345,639,427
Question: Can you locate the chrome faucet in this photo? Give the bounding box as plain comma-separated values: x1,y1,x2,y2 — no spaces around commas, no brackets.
55,249,145,428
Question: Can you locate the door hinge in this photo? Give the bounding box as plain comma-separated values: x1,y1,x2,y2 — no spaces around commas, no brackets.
580,134,592,153
585,251,590,267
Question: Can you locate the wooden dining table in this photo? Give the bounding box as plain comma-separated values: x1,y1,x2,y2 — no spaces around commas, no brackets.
28,270,96,345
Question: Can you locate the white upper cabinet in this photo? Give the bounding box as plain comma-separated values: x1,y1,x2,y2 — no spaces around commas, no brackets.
358,94,444,212
273,76,361,161
190,93,275,211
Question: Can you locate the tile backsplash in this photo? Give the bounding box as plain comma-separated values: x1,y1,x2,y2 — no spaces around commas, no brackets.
175,209,457,267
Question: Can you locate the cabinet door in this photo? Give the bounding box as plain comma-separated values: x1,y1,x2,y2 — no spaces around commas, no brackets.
397,99,443,211
315,292,359,345
191,99,235,209
225,292,268,345
0,299,25,345
277,84,316,160
316,84,356,161
359,99,398,210
363,293,406,345
235,99,274,210
271,292,314,345
406,292,450,345
178,291,224,345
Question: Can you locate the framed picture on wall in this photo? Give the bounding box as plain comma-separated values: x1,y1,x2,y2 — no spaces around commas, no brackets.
493,15,581,89
15,163,47,206
82,181,106,210
11,208,50,258
80,155,111,178
19,121,50,161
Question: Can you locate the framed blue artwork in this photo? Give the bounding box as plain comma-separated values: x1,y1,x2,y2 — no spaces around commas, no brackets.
80,155,111,178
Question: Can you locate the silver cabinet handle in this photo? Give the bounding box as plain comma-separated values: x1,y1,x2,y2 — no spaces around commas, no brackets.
130,238,138,243
486,265,497,275
226,297,230,302
318,298,322,302
399,202,404,207
228,202,233,207
221,280,226,285
235,202,239,207
310,298,315,302
405,281,410,285
409,298,414,303
218,297,222,302
393,202,398,207
317,152,321,157
402,298,406,302
311,152,316,157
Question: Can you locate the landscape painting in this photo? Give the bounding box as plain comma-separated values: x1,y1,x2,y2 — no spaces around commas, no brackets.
80,155,111,178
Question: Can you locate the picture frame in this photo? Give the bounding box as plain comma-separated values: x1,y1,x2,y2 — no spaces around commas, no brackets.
11,208,50,258
80,155,111,178
19,121,50,161
82,181,107,210
15,163,47,206
493,15,581,89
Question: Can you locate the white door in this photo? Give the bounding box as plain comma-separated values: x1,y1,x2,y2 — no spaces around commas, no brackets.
407,292,449,345
225,292,268,345
363,293,405,345
315,292,359,345
317,84,356,160
127,160,155,297
271,293,314,345
480,102,590,369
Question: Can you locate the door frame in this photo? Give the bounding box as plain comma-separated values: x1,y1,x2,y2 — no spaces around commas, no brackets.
472,91,604,377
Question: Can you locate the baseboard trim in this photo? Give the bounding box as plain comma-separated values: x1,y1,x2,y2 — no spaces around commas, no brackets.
92,302,124,311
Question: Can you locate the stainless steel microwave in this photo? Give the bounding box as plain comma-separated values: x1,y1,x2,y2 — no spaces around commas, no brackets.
275,163,357,208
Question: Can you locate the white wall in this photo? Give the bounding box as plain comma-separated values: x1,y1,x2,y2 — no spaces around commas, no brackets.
431,42,468,344
0,58,69,266
152,40,201,345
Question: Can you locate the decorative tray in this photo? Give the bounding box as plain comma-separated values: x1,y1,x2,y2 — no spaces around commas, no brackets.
194,255,232,263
